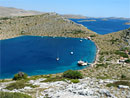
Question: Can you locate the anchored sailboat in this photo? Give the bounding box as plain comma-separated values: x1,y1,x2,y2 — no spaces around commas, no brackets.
56,57,60,61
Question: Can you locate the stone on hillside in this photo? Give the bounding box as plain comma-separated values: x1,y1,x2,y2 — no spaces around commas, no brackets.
99,89,111,97
24,86,32,90
118,85,129,89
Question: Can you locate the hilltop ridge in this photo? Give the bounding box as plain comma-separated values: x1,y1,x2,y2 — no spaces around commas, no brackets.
0,6,44,17
0,13,95,40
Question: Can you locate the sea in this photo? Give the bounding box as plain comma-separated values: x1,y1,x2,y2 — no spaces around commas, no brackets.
70,18,130,34
0,36,96,79
1,18,129,79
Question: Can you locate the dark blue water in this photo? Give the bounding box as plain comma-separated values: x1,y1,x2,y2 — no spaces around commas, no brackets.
70,18,130,34
0,36,96,79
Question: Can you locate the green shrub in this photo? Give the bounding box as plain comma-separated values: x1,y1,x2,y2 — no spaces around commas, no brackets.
90,34,96,37
125,59,130,63
66,30,85,34
115,50,128,58
110,38,119,44
13,72,28,80
121,74,126,79
0,92,31,98
0,17,11,20
63,70,83,79
70,79,80,83
96,63,108,68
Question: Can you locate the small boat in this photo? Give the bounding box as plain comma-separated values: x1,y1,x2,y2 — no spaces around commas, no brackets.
80,40,82,42
87,37,91,40
56,57,60,61
70,52,74,55
77,60,87,66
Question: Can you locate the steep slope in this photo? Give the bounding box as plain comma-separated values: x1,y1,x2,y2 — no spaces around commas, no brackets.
0,6,44,17
0,13,94,39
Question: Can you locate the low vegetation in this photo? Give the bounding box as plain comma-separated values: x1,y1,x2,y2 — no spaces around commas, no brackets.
115,50,128,58
63,70,83,79
125,59,130,63
0,92,32,98
5,80,37,90
41,76,66,82
70,79,80,83
13,72,28,80
67,29,85,34
96,63,108,68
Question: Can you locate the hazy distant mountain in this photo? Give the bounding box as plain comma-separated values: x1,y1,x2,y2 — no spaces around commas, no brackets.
0,6,44,17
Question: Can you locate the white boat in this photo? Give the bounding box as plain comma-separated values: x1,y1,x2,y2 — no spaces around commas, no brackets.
77,60,87,66
70,52,74,55
80,40,82,42
56,57,60,61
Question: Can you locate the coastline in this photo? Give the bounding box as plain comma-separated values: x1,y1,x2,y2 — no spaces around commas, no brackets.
90,40,99,67
0,35,99,80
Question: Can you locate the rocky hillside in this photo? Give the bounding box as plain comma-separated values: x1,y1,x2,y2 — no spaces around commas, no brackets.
0,12,94,40
121,28,130,46
0,6,44,17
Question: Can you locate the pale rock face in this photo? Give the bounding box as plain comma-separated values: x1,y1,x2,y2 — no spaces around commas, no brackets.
118,85,129,89
24,86,32,90
0,77,129,98
99,89,111,97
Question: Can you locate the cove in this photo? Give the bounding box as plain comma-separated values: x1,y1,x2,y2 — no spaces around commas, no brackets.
0,36,96,79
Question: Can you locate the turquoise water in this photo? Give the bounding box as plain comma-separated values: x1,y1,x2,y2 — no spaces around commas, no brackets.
0,36,96,79
70,18,130,34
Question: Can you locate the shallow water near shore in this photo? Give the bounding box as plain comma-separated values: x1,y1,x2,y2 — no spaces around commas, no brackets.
0,36,96,79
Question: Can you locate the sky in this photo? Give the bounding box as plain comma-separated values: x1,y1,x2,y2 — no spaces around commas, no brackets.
0,0,129,18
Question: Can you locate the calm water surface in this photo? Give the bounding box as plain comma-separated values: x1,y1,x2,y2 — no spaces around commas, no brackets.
0,36,96,79
70,18,130,34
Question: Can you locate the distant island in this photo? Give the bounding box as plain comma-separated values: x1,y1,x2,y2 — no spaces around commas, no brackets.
61,14,87,19
78,20,96,22
102,19,108,21
124,22,130,25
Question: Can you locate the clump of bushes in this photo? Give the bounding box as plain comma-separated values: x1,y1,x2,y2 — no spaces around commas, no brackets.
120,74,130,80
90,34,96,37
63,70,83,79
110,38,119,44
0,17,11,20
125,59,130,63
96,63,108,68
115,50,128,58
13,72,28,80
65,30,85,34
0,92,32,98
121,74,126,79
